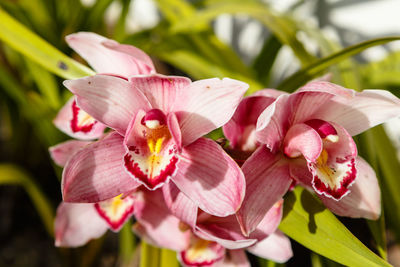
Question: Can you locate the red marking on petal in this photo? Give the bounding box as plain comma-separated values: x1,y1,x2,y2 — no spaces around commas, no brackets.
71,100,97,133
180,239,225,267
311,158,356,200
305,119,337,139
94,195,135,231
124,153,178,190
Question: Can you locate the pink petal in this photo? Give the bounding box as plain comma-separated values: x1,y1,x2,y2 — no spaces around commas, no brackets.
162,182,198,228
297,81,355,98
53,97,106,140
133,190,190,251
54,202,108,247
223,95,275,151
257,92,335,151
247,230,293,263
123,110,179,190
236,146,292,236
308,122,357,200
167,112,182,151
129,74,192,113
316,89,400,136
195,214,257,249
49,140,91,167
283,123,322,161
218,250,250,267
172,138,245,217
66,32,154,76
249,200,284,241
62,132,140,202
174,78,248,146
179,236,225,267
94,194,135,231
63,74,151,135
319,156,381,220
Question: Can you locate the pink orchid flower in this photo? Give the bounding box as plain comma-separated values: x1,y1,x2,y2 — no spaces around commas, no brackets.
133,189,292,266
61,71,248,217
236,81,400,235
50,142,136,247
53,32,155,140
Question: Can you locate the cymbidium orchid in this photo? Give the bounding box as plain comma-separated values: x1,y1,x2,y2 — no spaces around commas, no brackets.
50,142,136,247
60,60,248,218
236,81,400,235
133,189,292,266
53,32,155,140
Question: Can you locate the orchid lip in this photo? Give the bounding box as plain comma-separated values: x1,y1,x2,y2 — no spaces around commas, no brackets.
71,100,97,133
180,238,225,267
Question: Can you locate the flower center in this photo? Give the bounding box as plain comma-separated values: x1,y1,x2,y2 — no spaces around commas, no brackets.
305,119,339,143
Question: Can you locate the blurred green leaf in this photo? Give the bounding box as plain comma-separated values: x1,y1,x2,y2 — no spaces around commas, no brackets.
0,7,94,79
140,241,160,267
0,163,54,237
119,221,136,265
278,37,400,91
279,187,390,267
160,249,179,267
370,126,400,242
170,1,316,65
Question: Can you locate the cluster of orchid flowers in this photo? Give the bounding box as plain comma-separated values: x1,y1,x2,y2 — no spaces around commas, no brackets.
49,32,400,267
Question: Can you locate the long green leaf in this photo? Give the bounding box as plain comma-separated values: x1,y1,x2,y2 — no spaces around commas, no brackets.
170,1,316,65
140,241,160,267
160,249,179,267
279,187,390,267
278,37,400,91
0,163,54,237
0,8,94,79
119,221,136,265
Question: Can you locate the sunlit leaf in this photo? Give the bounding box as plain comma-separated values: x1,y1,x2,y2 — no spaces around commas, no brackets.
279,187,390,267
0,8,94,79
278,37,400,91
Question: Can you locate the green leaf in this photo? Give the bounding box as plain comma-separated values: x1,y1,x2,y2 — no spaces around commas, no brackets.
278,36,400,91
119,221,136,265
0,8,94,79
370,126,400,242
170,1,316,66
140,241,160,267
279,187,390,267
0,163,54,237
160,249,179,267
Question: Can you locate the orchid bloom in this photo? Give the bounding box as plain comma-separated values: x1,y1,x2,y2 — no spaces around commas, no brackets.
53,32,155,140
61,71,248,217
237,81,400,235
50,142,136,247
133,189,292,267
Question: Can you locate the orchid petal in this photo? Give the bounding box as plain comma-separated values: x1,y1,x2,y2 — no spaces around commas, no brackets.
63,75,151,134
49,140,91,167
319,157,381,220
94,194,135,231
174,78,248,146
223,95,275,151
308,122,357,200
66,32,154,76
123,110,179,190
172,138,245,217
283,123,322,161
53,97,106,140
167,112,182,151
247,231,293,263
236,146,292,236
249,200,284,241
218,250,250,267
316,89,400,136
54,202,108,247
298,81,355,98
179,237,225,267
257,92,335,151
62,132,140,202
162,182,198,228
130,74,192,113
133,190,190,251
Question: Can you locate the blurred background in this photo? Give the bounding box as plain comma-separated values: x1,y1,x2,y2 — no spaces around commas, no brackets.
1,0,400,266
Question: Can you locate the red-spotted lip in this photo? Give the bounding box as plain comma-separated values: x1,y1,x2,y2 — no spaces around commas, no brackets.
71,100,97,133
179,242,225,267
124,152,179,190
311,157,356,200
94,198,135,231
